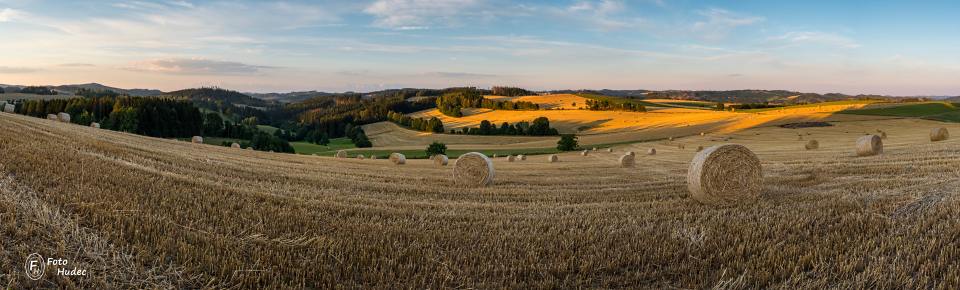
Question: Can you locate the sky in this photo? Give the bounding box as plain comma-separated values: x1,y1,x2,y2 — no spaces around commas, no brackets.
0,0,958,95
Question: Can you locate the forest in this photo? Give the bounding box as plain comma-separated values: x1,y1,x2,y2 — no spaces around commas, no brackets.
450,117,559,136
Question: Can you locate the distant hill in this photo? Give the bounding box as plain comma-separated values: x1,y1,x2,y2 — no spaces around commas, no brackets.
248,91,334,103
165,87,271,107
550,89,897,105
53,83,164,96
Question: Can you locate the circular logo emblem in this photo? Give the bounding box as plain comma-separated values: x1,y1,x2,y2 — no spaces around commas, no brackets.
25,253,45,280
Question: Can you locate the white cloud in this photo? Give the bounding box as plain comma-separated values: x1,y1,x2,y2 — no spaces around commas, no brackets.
0,7,25,22
0,66,38,73
363,0,481,29
124,58,273,75
771,31,860,49
557,0,640,30
692,8,764,40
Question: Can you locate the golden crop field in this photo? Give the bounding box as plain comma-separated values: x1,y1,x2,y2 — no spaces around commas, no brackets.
3,111,960,288
484,94,593,110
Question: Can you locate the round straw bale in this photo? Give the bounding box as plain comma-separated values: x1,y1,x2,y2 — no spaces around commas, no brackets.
389,153,406,164
507,155,516,162
247,147,253,151
696,146,704,152
581,150,589,156
686,144,762,204
434,154,449,166
625,151,635,157
2,103,13,113
700,132,705,136
606,148,613,152
856,135,883,156
492,154,498,158
231,142,241,148
930,127,949,142
191,136,203,144
548,154,558,162
592,147,597,151
357,154,365,160
47,114,58,121
453,152,495,186
335,150,347,158
619,154,635,168
805,139,819,150
90,122,100,129
647,148,657,155
371,155,378,160
57,112,71,123
669,137,674,141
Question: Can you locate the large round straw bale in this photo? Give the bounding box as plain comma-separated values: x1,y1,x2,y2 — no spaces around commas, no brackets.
805,140,819,150
619,154,635,168
434,154,449,166
231,142,241,148
507,155,516,162
90,122,100,129
647,148,657,155
2,103,13,113
335,150,347,158
548,154,558,162
453,152,495,186
57,112,71,123
581,150,589,156
686,144,763,204
856,135,883,156
191,136,203,144
389,153,406,164
930,127,949,142
357,154,365,160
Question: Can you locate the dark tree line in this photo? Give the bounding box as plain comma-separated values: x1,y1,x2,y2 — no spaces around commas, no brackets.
15,96,202,137
490,86,534,97
19,86,58,95
730,103,784,110
451,117,558,136
272,94,433,146
387,111,444,133
435,87,539,117
584,99,646,112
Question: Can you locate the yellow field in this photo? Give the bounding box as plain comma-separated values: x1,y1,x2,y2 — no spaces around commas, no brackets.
485,93,592,109
3,111,960,288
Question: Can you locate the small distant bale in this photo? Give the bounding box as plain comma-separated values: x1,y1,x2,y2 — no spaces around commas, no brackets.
354,154,364,160
700,132,705,136
507,155,516,162
335,150,347,158
371,155,378,160
856,135,883,157
669,137,674,141
2,103,13,113
453,152,495,187
492,154,498,158
231,142,241,148
687,144,763,205
647,148,657,155
434,154,449,166
592,147,597,151
389,153,406,165
805,140,819,150
247,147,254,151
517,154,527,161
619,154,635,168
696,146,704,152
47,114,58,121
57,112,71,123
548,154,558,162
625,151,635,157
90,122,100,129
581,150,589,156
606,148,613,152
191,136,203,144
930,127,949,142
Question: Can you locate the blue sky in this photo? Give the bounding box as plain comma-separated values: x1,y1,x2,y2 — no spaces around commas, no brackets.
0,0,958,95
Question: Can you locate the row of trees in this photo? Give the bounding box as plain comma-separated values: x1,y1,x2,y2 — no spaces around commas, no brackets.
730,103,783,110
386,111,444,133
435,88,539,117
450,117,559,136
15,96,203,138
20,86,58,95
490,86,534,97
583,99,646,112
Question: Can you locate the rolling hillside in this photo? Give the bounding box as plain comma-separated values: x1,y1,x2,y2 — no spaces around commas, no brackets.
3,110,960,288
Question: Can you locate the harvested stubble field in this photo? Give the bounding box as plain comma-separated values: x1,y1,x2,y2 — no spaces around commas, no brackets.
2,112,960,288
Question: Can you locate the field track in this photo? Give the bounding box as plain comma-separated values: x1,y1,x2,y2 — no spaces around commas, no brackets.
2,112,960,288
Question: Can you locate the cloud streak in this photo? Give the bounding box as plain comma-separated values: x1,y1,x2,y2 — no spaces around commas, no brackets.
125,58,273,75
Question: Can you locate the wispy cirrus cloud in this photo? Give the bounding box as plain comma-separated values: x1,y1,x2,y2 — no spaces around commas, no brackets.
363,0,482,30
561,0,641,30
770,31,860,49
0,66,39,73
0,7,25,22
124,58,273,75
692,8,764,40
